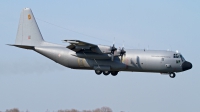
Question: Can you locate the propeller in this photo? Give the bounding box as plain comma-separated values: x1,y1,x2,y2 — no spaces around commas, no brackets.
109,38,126,61
110,37,117,61
110,44,117,61
119,42,126,61
120,47,126,56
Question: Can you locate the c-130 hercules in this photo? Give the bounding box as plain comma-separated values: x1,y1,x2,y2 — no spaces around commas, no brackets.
9,8,192,78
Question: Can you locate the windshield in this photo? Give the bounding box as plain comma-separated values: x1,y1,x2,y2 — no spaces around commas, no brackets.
180,54,185,62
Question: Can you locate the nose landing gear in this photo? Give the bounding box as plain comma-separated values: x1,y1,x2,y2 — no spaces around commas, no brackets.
169,72,176,78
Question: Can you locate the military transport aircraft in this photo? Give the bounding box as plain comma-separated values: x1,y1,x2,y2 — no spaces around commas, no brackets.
9,8,192,78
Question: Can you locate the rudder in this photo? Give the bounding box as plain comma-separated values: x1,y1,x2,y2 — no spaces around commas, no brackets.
15,8,44,46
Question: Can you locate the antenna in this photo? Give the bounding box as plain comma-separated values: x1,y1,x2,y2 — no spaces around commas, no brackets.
113,37,115,45
122,40,125,48
169,44,172,51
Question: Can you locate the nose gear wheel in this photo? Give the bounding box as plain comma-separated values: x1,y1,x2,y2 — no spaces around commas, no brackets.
169,72,176,78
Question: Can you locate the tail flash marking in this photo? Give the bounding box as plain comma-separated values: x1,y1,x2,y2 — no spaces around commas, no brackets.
28,14,31,20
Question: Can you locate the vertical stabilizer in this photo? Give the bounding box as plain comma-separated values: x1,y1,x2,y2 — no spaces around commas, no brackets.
15,8,44,46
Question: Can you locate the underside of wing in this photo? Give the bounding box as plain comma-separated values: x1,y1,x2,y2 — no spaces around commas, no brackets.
64,40,97,52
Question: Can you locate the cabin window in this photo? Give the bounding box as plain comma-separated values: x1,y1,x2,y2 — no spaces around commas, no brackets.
162,58,164,61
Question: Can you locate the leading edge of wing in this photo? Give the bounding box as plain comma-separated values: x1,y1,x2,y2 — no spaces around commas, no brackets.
64,40,98,52
64,40,97,47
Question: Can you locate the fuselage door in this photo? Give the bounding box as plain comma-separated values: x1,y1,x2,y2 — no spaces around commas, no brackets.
78,58,85,67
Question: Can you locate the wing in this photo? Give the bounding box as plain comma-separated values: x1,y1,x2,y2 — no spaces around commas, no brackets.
64,40,97,52
64,40,121,60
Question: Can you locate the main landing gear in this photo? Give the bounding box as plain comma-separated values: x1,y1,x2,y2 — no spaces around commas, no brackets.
95,70,102,75
169,72,176,78
103,71,110,75
95,70,118,76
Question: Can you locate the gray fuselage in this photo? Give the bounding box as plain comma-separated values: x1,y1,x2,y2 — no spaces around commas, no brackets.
34,45,190,74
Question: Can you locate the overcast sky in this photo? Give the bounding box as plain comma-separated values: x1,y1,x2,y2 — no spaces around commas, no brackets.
1,0,200,112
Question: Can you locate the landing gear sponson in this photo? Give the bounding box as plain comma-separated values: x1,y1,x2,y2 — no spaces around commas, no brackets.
95,70,118,76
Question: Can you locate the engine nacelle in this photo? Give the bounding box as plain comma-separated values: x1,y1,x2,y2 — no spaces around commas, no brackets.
91,45,111,54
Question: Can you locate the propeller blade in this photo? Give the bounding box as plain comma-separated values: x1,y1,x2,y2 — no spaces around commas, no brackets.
109,38,117,61
111,54,114,61
120,47,126,56
122,40,124,48
120,55,123,62
113,37,115,45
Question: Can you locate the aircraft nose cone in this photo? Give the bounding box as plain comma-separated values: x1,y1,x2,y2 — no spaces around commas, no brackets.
182,61,192,71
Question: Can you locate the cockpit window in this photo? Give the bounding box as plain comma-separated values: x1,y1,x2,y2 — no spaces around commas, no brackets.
180,55,185,62
174,53,185,62
173,54,180,58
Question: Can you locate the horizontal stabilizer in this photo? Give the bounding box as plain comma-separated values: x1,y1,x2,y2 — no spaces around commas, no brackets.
7,44,34,50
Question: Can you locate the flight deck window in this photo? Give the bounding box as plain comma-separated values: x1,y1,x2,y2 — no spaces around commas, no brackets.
174,54,179,58
180,55,185,62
